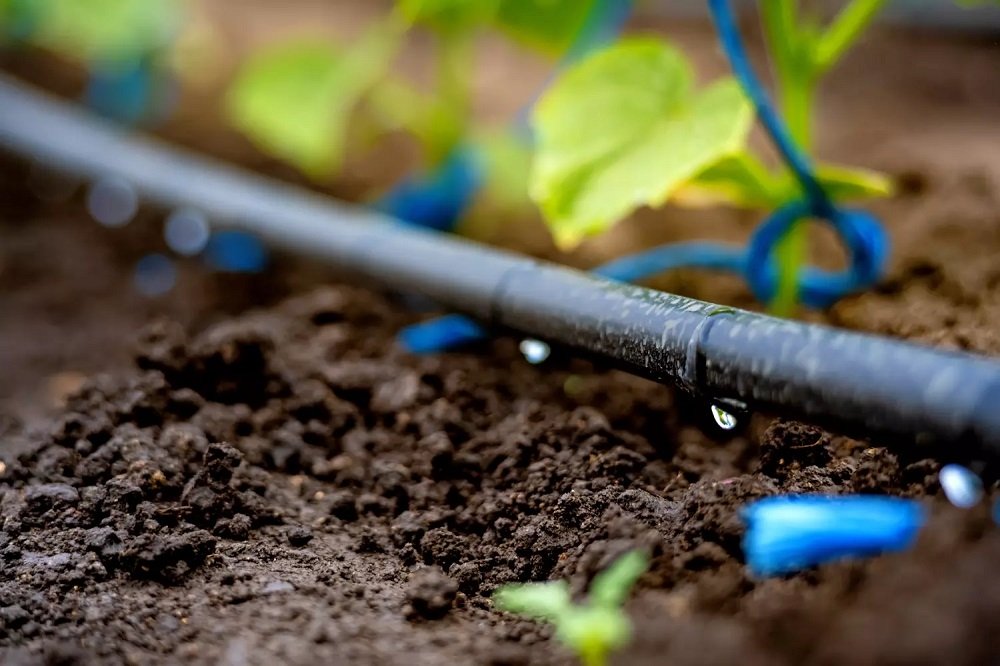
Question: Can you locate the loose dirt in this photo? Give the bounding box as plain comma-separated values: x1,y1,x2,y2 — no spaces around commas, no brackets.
1,17,998,666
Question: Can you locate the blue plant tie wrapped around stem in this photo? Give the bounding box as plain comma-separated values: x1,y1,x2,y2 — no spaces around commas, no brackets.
707,0,888,306
400,0,890,355
742,495,926,577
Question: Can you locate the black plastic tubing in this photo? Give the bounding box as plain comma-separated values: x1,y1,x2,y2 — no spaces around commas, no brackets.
1,74,998,459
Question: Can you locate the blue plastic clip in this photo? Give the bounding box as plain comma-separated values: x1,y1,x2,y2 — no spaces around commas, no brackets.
742,495,926,577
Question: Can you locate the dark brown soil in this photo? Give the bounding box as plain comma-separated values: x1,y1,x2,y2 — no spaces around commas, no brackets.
2,15,1000,666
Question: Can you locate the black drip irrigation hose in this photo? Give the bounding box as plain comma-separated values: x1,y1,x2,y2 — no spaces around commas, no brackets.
2,74,1000,461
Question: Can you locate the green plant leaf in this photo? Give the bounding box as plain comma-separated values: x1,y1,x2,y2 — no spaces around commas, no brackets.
493,580,572,621
29,0,179,62
493,0,597,55
397,0,499,34
556,606,631,666
812,163,894,201
676,153,893,210
588,551,648,610
674,151,784,209
530,38,753,249
471,129,533,209
370,79,464,166
226,26,398,179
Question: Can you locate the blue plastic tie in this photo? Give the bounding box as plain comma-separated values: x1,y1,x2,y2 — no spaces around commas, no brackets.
374,147,484,232
203,230,268,273
399,313,490,354
399,0,890,355
742,495,926,577
707,0,888,306
85,58,158,125
4,7,169,126
84,56,178,127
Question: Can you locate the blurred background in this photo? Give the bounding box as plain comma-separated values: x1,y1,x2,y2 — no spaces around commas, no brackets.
1,0,999,421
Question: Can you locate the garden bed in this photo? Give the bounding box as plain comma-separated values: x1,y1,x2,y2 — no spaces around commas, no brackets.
1,18,999,666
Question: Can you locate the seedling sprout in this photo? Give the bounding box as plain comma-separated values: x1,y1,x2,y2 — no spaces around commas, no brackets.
493,550,648,666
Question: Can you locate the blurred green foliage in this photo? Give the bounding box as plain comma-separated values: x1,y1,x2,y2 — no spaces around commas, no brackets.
493,0,598,55
224,0,598,214
398,0,597,51
397,0,499,35
676,153,893,210
1,0,179,62
228,26,399,179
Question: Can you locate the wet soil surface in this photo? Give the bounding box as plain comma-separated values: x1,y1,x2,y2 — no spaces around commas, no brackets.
2,18,1000,666
2,282,998,666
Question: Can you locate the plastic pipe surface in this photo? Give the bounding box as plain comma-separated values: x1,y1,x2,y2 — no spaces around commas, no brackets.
1,75,998,459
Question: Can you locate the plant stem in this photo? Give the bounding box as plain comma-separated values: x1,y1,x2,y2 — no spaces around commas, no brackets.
814,0,888,75
580,646,607,666
760,0,798,85
435,31,472,161
761,0,813,317
767,0,886,316
770,67,814,317
779,69,814,151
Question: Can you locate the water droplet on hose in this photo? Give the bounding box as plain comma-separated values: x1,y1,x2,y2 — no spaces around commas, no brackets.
939,464,983,509
164,208,210,256
710,404,738,431
519,338,551,364
87,176,138,227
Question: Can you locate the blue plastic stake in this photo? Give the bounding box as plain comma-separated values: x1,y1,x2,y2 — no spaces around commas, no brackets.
742,495,926,577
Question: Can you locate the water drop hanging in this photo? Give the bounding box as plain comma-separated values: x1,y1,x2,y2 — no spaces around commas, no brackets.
710,404,738,431
519,338,551,365
939,464,983,509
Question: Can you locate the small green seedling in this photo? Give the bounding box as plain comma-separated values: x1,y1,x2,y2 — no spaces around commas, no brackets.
493,550,648,666
530,0,901,314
